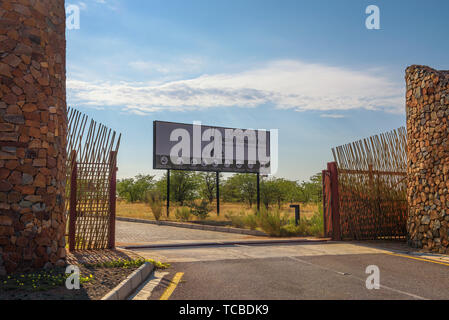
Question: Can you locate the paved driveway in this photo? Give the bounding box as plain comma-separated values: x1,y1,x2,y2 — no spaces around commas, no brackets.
116,221,259,247
131,242,449,300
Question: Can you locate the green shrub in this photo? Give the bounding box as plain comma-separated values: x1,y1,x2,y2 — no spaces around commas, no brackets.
256,208,289,237
226,211,246,229
188,200,211,220
175,207,191,221
224,207,324,238
280,211,324,237
145,190,163,221
226,211,258,230
84,258,170,270
244,213,258,230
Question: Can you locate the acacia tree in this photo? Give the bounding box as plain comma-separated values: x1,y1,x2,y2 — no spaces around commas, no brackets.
199,172,217,204
223,173,257,207
170,171,201,206
117,174,155,202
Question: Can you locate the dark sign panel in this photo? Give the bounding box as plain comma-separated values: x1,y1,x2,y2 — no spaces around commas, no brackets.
153,121,271,174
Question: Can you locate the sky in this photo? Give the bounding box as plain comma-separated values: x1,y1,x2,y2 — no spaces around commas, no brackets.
65,0,449,182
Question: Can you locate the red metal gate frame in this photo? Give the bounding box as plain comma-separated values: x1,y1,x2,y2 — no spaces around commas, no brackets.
322,162,341,241
68,150,118,251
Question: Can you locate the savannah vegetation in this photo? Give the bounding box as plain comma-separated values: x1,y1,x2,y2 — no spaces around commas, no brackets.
116,172,324,237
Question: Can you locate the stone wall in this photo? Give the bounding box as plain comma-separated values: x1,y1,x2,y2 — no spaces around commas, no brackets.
406,65,449,253
0,0,67,274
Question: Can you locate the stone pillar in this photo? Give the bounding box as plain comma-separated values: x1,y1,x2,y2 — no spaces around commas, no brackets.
0,0,67,274
406,65,449,253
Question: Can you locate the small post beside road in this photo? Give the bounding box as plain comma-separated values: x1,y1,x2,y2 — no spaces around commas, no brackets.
290,204,301,226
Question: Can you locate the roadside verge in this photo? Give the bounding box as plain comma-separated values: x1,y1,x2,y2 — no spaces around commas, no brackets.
101,262,154,300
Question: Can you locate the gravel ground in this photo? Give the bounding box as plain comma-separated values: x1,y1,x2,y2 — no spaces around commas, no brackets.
0,264,139,300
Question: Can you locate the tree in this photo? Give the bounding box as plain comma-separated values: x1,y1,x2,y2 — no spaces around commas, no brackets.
170,171,201,206
222,174,257,207
295,173,322,203
260,178,277,209
117,174,155,202
199,172,217,204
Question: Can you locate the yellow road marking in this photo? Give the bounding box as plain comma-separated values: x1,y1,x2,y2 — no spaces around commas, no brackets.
386,252,449,267
160,272,184,300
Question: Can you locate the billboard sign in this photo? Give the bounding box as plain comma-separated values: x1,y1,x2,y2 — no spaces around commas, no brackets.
153,121,272,174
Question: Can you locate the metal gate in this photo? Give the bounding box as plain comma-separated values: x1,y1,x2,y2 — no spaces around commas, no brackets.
323,128,408,241
66,108,121,251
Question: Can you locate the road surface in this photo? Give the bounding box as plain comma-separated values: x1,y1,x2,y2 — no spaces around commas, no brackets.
118,221,449,300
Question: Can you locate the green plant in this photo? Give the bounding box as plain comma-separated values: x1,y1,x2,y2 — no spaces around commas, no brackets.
175,207,191,221
0,269,93,292
256,208,289,237
117,174,155,202
226,212,246,229
188,199,211,220
280,211,324,237
145,190,163,220
84,258,170,270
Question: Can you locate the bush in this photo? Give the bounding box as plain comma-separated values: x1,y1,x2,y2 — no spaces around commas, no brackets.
225,211,258,230
175,207,191,221
256,208,289,237
244,213,258,230
145,190,163,221
188,200,211,220
280,211,324,237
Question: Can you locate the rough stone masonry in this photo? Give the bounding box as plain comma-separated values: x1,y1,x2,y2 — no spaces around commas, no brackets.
0,0,67,274
406,65,449,253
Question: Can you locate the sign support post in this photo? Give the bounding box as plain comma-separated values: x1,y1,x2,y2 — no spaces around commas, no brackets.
167,169,170,217
216,171,220,216
257,173,260,212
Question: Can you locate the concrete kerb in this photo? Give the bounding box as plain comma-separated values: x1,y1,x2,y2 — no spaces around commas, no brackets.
101,262,154,300
117,216,268,236
121,238,330,250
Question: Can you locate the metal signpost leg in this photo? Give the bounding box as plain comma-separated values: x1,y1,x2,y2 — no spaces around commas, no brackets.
257,173,260,212
167,169,170,217
216,171,220,216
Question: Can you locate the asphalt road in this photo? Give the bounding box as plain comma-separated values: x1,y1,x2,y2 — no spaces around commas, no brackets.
129,242,449,300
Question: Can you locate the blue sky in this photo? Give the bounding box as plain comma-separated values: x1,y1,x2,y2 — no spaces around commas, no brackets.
66,0,449,182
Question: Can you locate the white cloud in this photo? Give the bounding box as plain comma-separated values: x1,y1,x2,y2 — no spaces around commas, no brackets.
128,58,205,75
320,114,345,119
67,60,404,115
77,1,87,10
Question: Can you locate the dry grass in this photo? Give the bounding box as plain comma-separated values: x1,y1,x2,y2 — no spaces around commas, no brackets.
116,200,319,222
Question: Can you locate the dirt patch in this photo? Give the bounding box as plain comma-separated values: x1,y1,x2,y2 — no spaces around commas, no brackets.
0,264,139,300
0,249,145,300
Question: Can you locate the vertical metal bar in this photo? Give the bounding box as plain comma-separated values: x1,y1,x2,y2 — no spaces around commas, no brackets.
108,151,117,249
322,170,327,237
257,173,260,212
69,151,77,252
216,171,220,216
328,162,341,241
153,121,156,170
167,169,170,217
